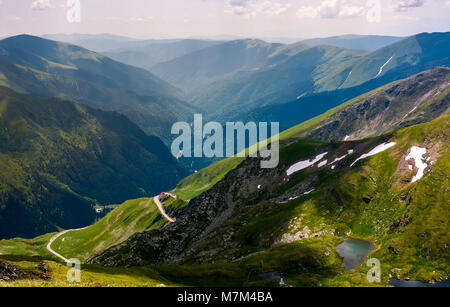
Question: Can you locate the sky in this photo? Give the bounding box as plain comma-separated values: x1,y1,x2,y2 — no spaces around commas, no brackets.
0,0,449,40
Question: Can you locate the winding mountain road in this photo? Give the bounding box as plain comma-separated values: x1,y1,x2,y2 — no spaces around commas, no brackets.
46,227,87,263
154,194,177,223
46,193,177,262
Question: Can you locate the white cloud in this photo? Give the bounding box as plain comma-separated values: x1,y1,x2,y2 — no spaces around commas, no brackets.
296,0,365,19
31,0,55,11
7,15,23,21
394,0,425,12
226,0,291,18
130,16,154,23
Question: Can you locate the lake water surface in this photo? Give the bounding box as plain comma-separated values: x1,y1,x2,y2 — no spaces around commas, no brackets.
389,279,450,287
335,239,373,270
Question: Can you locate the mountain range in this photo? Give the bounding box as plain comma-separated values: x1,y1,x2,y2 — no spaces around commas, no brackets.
83,69,449,286
0,35,195,144
302,34,404,51
151,32,450,123
0,30,449,287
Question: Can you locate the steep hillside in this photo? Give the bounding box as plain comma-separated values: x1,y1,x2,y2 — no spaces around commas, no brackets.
0,35,195,143
51,196,186,262
0,195,186,262
171,66,449,203
0,86,186,239
88,115,449,286
280,66,450,141
340,32,450,89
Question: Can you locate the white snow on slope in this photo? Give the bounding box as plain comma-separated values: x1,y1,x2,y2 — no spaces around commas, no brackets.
344,135,350,141
340,70,353,89
406,146,428,183
288,189,315,201
351,142,397,167
318,160,328,168
376,56,393,77
329,150,354,165
287,152,328,176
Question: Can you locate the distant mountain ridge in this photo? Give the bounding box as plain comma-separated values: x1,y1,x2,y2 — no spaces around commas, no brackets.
302,35,404,51
234,66,450,133
104,39,224,70
150,32,450,124
0,35,196,143
151,39,366,115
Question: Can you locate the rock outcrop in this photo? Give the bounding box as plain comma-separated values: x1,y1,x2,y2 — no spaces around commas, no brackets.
0,261,23,282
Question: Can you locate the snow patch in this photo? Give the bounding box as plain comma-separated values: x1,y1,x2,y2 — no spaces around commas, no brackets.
351,142,397,167
318,160,327,168
406,146,428,183
286,152,328,176
376,56,393,77
344,135,350,141
329,150,354,165
289,189,315,201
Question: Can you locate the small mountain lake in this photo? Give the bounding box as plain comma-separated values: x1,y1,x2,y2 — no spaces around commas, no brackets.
389,279,450,287
336,239,373,270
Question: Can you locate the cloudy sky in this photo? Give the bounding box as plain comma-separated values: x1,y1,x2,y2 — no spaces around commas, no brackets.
1,0,449,39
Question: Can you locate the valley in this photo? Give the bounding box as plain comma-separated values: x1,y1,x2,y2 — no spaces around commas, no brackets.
0,25,448,289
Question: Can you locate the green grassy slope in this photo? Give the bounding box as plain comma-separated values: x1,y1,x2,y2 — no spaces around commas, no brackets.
0,233,55,258
0,195,186,262
0,256,179,287
2,117,447,287
172,67,450,203
173,157,244,200
51,197,185,262
88,115,449,286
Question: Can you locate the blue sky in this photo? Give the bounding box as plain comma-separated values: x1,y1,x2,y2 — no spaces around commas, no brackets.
1,0,449,39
